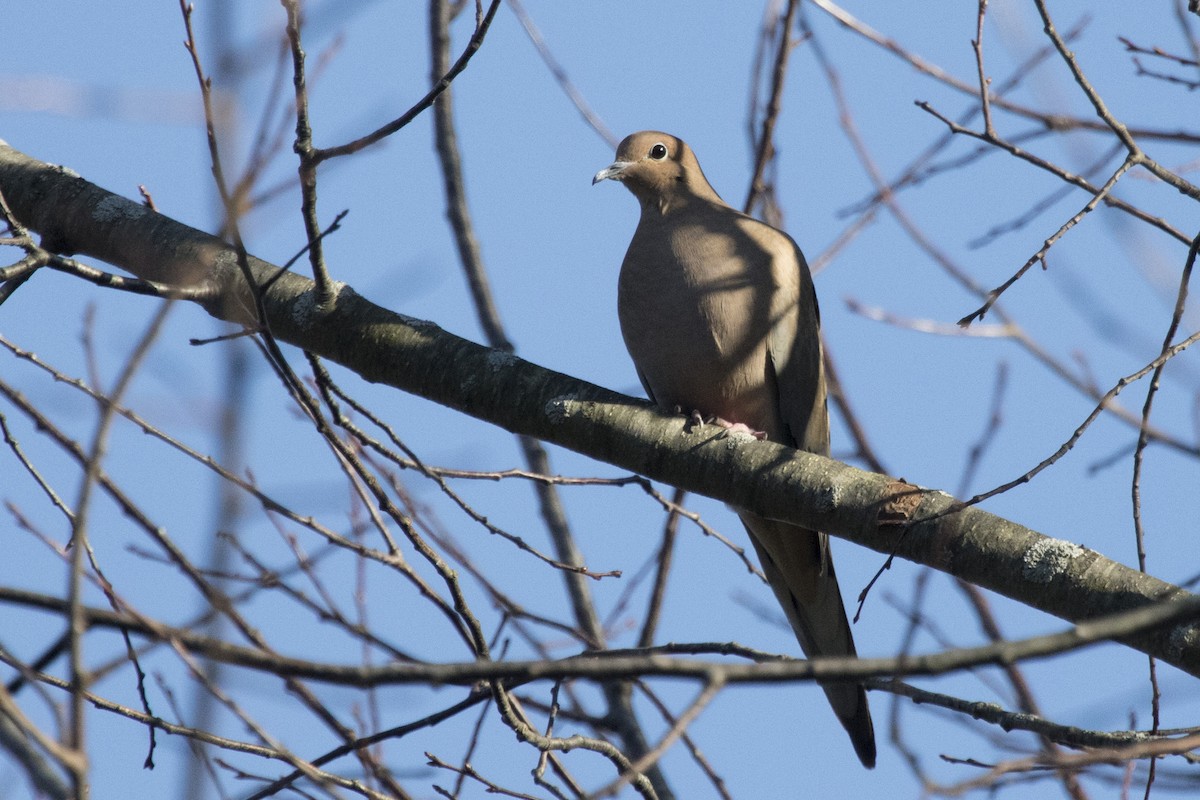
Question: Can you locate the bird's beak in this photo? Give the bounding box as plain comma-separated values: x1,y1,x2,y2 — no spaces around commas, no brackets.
593,161,632,185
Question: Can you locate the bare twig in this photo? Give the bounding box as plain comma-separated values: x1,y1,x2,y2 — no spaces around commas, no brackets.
314,0,502,162
972,0,994,137
958,157,1136,326
637,486,684,648
507,0,617,148
279,0,335,305
1129,232,1199,797
955,328,1200,511
744,0,801,217
809,0,1200,145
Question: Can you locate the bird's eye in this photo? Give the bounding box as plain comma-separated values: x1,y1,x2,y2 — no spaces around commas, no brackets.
649,143,668,160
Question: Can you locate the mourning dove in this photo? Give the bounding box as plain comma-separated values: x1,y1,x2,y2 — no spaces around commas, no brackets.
594,131,875,768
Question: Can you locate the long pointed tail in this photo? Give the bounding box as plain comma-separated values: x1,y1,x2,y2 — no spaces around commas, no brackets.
741,513,876,768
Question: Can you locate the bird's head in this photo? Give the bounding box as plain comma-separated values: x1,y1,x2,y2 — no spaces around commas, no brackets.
593,131,717,210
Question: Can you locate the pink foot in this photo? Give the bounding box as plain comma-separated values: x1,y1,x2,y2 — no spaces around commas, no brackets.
679,408,766,440
715,419,767,440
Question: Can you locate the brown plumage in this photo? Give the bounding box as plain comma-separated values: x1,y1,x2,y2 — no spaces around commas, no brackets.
594,131,876,768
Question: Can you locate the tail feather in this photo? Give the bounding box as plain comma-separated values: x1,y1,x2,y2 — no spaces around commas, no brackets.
741,513,876,768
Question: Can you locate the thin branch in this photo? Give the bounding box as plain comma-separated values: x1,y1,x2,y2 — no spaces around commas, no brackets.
938,732,1200,796
506,0,617,148
280,0,335,305
869,679,1190,751
593,679,723,798
958,157,1136,326
313,0,502,162
972,0,994,137
916,100,1190,245
809,0,1200,145
954,327,1200,511
744,0,801,216
637,487,683,648
1119,36,1200,68
429,0,512,351
1130,231,1199,797
1033,0,1200,200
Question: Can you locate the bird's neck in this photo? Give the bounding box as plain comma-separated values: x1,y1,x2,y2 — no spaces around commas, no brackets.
637,185,726,217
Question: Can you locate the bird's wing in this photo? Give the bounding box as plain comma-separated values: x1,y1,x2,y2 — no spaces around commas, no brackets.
762,229,830,457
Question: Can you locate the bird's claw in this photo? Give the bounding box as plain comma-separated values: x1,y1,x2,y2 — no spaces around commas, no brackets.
677,408,708,433
680,408,765,440
717,420,768,440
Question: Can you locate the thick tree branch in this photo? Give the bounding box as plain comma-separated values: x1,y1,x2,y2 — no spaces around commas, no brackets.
2,140,1198,677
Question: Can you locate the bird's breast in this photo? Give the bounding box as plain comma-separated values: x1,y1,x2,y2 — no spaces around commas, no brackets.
617,219,779,428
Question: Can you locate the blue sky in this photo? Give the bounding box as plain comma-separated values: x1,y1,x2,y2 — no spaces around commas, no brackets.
3,2,1199,798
